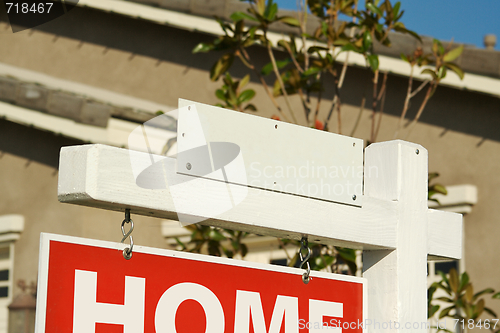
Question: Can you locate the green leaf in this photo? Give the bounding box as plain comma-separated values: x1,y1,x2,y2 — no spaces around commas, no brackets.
433,39,444,55
238,89,256,104
208,229,226,241
332,38,350,46
256,0,266,15
307,46,330,54
428,172,440,181
341,43,361,53
438,66,447,80
392,1,401,20
471,287,494,301
429,305,440,318
277,39,290,51
458,271,469,293
174,237,186,250
230,11,259,22
366,54,379,71
261,62,274,76
484,307,498,318
439,305,455,319
366,2,383,16
432,184,448,195
400,53,409,63
278,16,301,27
192,42,213,53
393,22,421,42
363,32,373,51
476,298,485,317
465,284,473,302
260,59,290,76
244,104,257,111
436,297,454,303
443,45,464,62
444,62,465,80
336,247,357,262
276,59,291,68
493,292,500,299
215,89,226,101
240,243,248,257
436,271,451,291
210,53,234,81
223,249,234,258
265,2,278,21
303,67,321,76
421,68,438,80
239,74,251,89
449,268,459,293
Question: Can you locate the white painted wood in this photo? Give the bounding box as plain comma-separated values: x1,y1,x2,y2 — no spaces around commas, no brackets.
177,99,364,206
427,209,462,260
58,144,396,250
58,144,461,258
363,140,430,333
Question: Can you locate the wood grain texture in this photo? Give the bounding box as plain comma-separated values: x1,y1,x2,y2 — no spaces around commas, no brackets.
58,144,398,249
177,99,364,206
363,141,444,332
58,143,462,256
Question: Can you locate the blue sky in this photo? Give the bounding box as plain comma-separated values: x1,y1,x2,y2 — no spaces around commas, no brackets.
275,0,500,50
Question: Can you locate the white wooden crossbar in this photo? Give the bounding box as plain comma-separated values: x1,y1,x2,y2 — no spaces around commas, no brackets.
58,144,461,257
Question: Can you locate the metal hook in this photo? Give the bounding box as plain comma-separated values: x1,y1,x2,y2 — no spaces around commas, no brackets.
120,209,134,260
299,237,311,284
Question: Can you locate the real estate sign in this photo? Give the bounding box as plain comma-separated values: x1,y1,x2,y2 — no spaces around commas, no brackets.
35,233,366,332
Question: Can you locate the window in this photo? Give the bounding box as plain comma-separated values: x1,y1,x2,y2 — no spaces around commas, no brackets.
0,245,12,333
0,248,10,299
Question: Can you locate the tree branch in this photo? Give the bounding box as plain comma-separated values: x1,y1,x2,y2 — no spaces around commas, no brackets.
405,82,437,139
238,48,291,123
350,96,366,137
370,69,379,143
267,41,298,124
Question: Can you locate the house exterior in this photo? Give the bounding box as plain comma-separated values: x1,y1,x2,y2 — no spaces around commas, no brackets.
0,0,498,331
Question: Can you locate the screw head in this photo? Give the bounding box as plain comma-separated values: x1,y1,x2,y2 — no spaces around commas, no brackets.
352,195,357,200
186,163,192,170
415,149,420,155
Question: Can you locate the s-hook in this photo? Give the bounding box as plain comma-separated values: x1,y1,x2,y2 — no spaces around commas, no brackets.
121,209,134,260
299,236,312,284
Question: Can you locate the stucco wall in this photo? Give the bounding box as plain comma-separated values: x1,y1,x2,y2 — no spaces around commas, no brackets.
0,119,169,296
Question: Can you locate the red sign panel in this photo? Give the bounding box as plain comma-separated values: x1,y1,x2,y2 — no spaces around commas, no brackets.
36,233,366,332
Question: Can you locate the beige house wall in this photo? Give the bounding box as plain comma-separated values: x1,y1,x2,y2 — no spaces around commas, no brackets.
0,120,168,296
0,4,499,324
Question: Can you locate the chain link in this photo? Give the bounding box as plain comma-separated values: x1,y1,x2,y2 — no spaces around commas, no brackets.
299,236,311,284
120,209,134,260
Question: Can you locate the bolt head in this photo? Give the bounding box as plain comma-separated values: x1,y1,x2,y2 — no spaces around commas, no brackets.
352,195,357,200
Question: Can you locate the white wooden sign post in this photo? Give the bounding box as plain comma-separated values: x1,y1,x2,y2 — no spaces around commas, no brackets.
57,100,462,332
